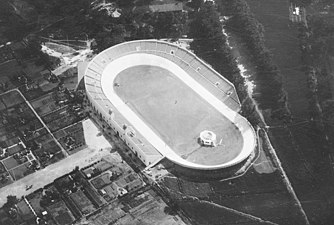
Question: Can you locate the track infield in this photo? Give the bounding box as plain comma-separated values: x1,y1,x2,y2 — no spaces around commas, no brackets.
114,65,243,166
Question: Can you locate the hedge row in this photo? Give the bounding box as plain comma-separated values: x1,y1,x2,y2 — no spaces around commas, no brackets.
217,0,290,120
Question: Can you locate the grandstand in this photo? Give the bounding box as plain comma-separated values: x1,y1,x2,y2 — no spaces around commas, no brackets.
84,40,256,170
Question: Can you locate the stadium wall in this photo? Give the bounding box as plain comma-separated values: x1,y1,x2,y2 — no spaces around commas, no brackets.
84,40,254,169
87,98,162,166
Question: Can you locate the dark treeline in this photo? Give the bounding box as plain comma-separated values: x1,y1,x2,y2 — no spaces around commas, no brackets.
290,0,332,7
188,1,263,125
298,14,334,150
188,1,247,101
216,0,291,122
0,0,187,52
290,0,312,6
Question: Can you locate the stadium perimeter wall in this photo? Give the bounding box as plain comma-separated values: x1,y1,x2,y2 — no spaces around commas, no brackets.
84,40,255,170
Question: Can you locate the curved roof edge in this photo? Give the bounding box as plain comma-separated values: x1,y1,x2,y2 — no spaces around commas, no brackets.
84,40,256,170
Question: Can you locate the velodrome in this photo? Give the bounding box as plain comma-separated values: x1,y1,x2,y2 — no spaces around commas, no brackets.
84,40,256,170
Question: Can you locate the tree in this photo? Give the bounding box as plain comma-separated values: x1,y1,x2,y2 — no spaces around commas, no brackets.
116,0,135,8
152,12,185,39
3,195,19,209
189,1,241,84
93,24,126,52
187,0,204,10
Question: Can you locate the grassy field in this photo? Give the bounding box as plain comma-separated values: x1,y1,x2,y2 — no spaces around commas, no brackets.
16,199,35,222
26,189,45,215
54,122,86,155
115,65,243,166
161,166,306,225
0,90,25,109
155,129,307,224
245,0,308,118
31,93,60,116
32,134,64,166
0,60,22,91
245,0,334,223
7,144,25,156
43,107,80,132
0,208,16,225
47,200,75,225
2,156,22,170
70,190,96,215
9,162,33,180
86,189,186,225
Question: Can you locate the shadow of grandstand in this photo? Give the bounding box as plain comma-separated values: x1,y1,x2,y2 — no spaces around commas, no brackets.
158,143,259,182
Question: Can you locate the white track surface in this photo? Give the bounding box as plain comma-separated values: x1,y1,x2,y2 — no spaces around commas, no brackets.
100,53,256,169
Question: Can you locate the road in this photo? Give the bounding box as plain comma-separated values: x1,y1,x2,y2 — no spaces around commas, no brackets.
0,119,114,207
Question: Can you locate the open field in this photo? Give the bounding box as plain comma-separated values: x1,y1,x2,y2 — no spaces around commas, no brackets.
0,131,18,149
0,90,25,109
0,91,42,162
0,60,22,91
26,189,45,215
42,107,69,124
9,162,33,180
16,199,35,222
115,65,243,166
47,200,75,225
0,207,16,225
245,0,308,118
43,107,81,132
23,127,49,142
83,189,186,225
54,122,86,155
246,0,334,223
156,129,306,224
7,144,25,156
31,93,60,116
2,156,23,170
69,190,96,215
161,167,306,225
31,133,64,167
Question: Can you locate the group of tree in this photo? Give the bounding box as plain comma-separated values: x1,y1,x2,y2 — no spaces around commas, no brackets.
91,10,186,51
290,0,312,7
91,5,187,51
216,0,290,121
188,1,265,125
0,0,33,41
188,1,247,100
290,0,333,7
1,0,188,53
298,14,334,148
